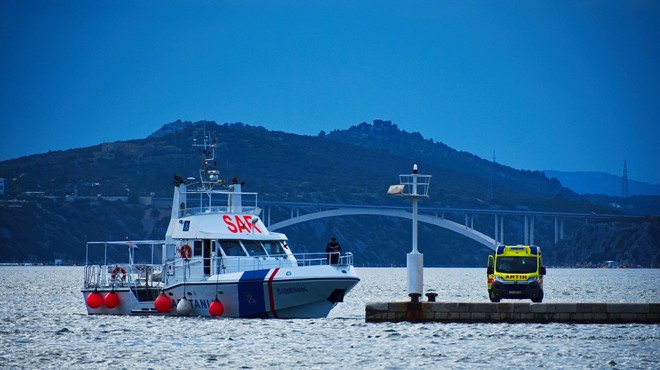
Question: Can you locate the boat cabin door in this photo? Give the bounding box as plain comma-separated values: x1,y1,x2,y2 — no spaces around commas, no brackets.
204,239,212,275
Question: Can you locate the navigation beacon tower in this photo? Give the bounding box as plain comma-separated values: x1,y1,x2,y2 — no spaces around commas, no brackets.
388,164,432,297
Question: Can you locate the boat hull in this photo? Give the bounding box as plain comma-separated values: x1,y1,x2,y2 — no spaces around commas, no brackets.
83,265,359,318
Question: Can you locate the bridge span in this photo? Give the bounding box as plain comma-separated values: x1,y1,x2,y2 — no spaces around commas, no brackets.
268,207,498,250
262,202,634,248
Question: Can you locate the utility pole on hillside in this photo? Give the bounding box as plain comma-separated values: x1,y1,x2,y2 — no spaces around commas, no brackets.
488,151,495,202
621,160,629,199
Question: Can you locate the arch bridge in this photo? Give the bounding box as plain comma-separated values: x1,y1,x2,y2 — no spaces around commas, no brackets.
262,202,633,251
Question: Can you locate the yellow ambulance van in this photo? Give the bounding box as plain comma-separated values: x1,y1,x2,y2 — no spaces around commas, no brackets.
487,245,546,302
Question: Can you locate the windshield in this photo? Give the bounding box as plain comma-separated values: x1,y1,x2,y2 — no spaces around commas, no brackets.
218,240,246,256
242,240,267,256
496,257,538,274
262,241,285,255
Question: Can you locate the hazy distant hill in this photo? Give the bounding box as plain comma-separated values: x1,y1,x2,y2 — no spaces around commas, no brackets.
545,170,660,196
0,120,658,267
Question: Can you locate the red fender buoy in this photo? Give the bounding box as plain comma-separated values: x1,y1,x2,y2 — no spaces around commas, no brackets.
104,292,120,309
86,291,103,309
209,298,224,317
154,293,172,313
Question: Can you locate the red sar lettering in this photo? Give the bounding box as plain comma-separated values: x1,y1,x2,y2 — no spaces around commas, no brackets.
223,215,262,234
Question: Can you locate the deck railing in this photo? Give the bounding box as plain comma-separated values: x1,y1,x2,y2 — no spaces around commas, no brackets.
294,252,354,267
83,240,164,289
180,190,259,217
83,263,163,289
85,240,355,288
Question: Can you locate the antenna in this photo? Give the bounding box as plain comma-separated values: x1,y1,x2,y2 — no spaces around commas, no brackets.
192,130,220,190
621,160,629,199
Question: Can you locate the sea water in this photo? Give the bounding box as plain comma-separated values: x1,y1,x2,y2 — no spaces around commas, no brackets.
0,267,658,369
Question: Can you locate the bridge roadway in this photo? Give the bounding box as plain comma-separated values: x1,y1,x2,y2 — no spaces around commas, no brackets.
261,201,636,251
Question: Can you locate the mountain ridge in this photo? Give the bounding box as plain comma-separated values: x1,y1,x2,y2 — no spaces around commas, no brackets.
1,120,658,267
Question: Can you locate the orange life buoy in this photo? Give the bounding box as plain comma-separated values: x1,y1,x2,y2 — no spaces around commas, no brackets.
111,266,127,281
180,244,192,260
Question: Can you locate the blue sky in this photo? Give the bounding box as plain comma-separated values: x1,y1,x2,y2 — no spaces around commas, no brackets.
2,1,659,183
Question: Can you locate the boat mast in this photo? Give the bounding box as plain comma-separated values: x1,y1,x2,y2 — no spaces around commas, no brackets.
192,131,222,191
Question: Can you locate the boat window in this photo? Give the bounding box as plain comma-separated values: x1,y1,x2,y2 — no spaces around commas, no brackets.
194,240,202,257
242,240,267,256
262,241,284,255
218,240,246,256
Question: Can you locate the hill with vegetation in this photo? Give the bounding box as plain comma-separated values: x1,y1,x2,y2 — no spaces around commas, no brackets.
1,120,658,267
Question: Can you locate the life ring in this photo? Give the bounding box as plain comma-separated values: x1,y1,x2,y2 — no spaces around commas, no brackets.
111,266,127,281
180,244,192,260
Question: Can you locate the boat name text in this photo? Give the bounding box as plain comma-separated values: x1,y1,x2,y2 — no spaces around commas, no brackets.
175,298,212,309
276,287,309,295
223,215,263,234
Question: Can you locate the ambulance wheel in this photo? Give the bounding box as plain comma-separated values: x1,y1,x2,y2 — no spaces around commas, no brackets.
531,290,544,303
489,291,500,303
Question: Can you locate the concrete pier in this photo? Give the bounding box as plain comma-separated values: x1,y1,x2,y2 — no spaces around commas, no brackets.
365,301,660,324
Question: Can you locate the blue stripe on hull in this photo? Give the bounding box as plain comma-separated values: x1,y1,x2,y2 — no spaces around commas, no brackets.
238,269,270,318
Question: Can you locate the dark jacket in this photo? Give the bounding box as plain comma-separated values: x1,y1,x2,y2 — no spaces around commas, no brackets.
325,240,342,253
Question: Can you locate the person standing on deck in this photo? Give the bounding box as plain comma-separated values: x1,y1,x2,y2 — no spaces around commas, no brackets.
325,237,342,265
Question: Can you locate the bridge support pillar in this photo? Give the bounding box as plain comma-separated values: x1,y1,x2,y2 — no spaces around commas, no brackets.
524,215,536,245
465,213,473,229
494,214,505,245
500,215,504,244
494,214,498,242
554,218,565,244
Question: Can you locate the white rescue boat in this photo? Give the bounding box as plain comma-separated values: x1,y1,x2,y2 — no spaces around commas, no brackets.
82,133,359,318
